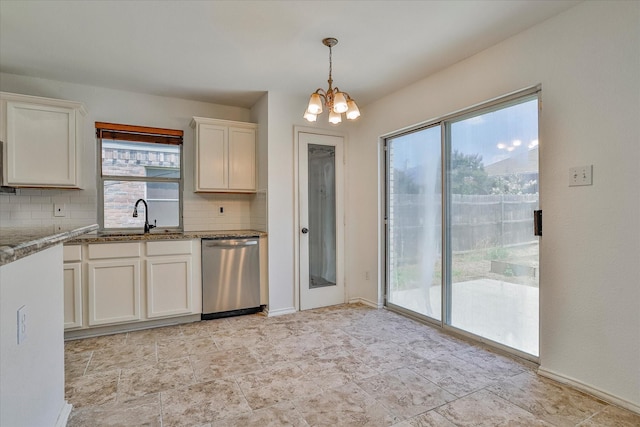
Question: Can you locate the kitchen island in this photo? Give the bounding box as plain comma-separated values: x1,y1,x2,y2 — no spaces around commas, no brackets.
0,224,98,427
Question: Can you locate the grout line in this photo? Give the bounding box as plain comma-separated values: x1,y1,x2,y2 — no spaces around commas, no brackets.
82,351,93,376
158,390,164,427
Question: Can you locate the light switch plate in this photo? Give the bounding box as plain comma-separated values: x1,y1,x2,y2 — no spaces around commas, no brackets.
569,165,593,186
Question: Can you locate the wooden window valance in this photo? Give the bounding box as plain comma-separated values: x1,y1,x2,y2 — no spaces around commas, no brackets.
95,122,183,145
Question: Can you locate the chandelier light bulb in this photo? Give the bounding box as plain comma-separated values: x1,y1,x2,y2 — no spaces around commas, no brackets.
333,92,348,113
328,110,342,124
303,111,317,122
346,100,360,120
306,93,323,115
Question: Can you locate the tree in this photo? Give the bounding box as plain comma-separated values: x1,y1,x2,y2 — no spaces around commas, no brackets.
450,150,492,195
490,174,538,195
392,168,420,194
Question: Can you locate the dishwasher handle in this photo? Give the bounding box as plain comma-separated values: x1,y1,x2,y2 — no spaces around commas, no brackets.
204,240,258,248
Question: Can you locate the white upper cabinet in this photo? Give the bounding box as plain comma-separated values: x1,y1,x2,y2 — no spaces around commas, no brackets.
191,117,257,193
228,126,256,190
1,92,87,188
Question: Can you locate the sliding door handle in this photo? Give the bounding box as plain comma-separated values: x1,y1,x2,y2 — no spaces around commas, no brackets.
534,210,542,236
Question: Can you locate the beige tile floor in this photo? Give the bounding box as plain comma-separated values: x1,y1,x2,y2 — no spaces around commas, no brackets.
65,304,639,427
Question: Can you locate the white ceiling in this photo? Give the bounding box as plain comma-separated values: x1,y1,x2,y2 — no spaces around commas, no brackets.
0,1,581,108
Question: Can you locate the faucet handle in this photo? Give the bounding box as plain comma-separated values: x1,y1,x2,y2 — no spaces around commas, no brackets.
149,220,157,230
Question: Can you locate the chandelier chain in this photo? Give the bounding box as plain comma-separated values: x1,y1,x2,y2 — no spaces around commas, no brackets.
328,44,333,87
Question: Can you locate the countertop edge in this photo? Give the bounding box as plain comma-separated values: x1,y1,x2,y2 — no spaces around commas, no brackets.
65,229,268,244
0,224,99,266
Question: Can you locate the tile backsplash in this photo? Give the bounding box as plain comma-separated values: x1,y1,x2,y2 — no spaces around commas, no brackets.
0,188,96,231
0,188,268,232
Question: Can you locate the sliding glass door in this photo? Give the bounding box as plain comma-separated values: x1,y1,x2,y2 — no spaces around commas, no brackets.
387,125,442,321
448,98,539,356
386,91,539,357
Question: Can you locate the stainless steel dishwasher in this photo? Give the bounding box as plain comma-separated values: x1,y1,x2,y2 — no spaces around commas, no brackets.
201,237,261,319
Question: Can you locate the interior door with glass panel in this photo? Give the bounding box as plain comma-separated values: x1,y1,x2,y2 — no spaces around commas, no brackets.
299,132,345,310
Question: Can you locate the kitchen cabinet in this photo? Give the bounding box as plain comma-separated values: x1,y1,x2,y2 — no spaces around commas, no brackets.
191,117,257,193
63,245,83,329
65,239,201,333
0,92,87,188
146,240,193,318
88,259,141,326
87,242,142,326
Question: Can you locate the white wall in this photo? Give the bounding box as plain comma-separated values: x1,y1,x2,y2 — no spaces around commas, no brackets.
262,91,355,315
0,245,68,427
250,93,269,233
348,1,639,410
0,72,257,232
264,92,297,314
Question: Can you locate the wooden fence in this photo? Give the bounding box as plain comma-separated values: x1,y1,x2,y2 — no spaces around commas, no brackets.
389,193,538,259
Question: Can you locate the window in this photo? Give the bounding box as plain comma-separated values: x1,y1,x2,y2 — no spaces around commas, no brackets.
97,122,183,232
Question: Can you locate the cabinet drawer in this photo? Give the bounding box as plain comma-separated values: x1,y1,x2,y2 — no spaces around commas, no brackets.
88,242,141,259
63,245,82,262
147,240,192,256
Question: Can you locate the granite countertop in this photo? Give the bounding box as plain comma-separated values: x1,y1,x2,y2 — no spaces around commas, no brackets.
66,229,267,244
0,224,99,266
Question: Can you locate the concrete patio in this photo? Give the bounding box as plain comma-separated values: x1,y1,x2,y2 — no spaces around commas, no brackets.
389,279,539,356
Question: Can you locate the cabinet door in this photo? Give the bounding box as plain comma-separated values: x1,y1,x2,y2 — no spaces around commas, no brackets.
88,259,141,325
146,256,193,318
63,262,83,329
228,127,256,191
196,124,228,190
6,101,78,187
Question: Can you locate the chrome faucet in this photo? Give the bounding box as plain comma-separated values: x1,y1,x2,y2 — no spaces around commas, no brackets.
132,199,156,233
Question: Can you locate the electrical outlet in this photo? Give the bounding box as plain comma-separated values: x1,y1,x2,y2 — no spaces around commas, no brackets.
569,165,593,186
54,203,66,217
17,305,27,344
365,271,370,281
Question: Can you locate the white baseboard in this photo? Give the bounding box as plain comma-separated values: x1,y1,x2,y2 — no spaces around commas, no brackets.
537,366,640,414
348,297,382,309
265,306,297,317
55,402,72,427
64,314,201,340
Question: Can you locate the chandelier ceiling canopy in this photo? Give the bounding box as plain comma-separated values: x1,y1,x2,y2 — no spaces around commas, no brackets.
304,37,360,125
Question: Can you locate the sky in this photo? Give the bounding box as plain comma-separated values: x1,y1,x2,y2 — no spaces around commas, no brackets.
391,98,539,169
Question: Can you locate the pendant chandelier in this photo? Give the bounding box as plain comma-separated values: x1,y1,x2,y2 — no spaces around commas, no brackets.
304,37,360,124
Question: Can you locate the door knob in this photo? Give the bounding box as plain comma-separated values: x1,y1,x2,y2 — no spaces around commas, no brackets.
301,227,309,234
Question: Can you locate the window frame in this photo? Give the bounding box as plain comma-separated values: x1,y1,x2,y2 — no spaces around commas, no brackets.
96,122,184,233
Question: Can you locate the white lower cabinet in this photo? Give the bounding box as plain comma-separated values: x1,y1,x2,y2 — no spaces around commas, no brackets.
88,259,141,326
63,262,82,329
63,245,83,330
66,239,201,331
146,256,192,318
